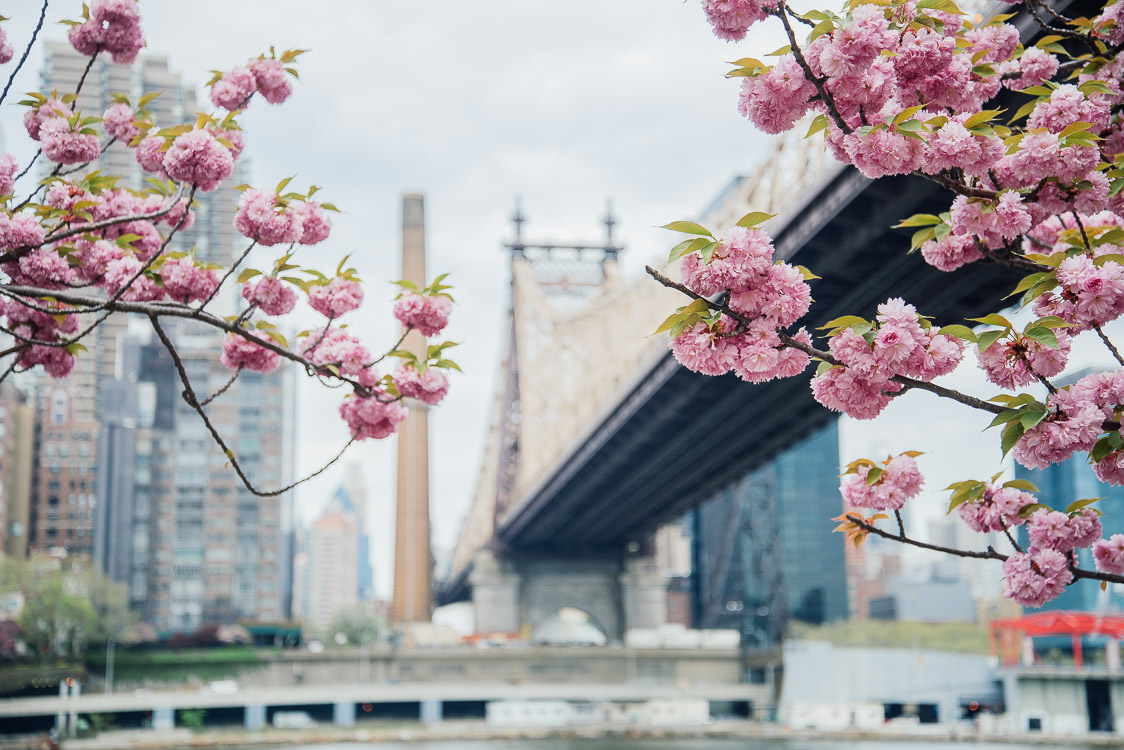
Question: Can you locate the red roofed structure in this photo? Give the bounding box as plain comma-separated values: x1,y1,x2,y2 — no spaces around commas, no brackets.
991,612,1124,669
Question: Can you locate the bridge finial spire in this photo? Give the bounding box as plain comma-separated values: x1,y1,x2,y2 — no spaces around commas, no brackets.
510,197,526,259
603,199,616,248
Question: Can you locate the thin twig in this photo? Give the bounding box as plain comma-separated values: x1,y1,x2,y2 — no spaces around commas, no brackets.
0,0,49,108
1095,324,1124,366
70,49,100,110
848,514,1124,585
1002,525,1024,554
200,366,241,406
196,240,256,312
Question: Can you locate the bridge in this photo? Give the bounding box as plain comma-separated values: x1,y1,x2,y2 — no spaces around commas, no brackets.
438,124,1021,637
0,646,770,731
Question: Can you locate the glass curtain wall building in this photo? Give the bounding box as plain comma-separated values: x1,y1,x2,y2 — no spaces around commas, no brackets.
690,420,847,646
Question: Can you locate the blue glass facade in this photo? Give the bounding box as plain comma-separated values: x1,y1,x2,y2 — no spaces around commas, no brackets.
1016,456,1124,612
691,420,847,644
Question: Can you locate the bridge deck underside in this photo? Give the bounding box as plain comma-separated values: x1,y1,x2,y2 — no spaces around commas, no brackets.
440,169,1022,604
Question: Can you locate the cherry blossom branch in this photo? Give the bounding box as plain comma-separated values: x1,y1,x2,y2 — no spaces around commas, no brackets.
0,0,49,108
71,49,100,111
200,366,241,407
195,239,255,313
847,514,1124,585
12,151,41,187
41,185,187,246
0,358,19,386
771,2,852,135
1002,525,1024,554
1095,324,1124,366
150,314,356,497
922,172,999,201
645,264,1009,415
0,284,395,397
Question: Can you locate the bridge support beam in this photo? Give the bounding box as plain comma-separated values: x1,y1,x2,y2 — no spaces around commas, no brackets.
151,706,174,731
421,699,443,724
469,548,666,640
244,703,266,730
333,701,356,727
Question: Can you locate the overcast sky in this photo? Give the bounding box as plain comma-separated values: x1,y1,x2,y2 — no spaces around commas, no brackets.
5,2,1117,602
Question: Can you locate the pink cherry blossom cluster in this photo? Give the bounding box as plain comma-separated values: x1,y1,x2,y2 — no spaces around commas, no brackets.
241,276,298,317
210,57,294,111
811,298,964,420
976,333,1070,391
296,328,377,387
0,25,12,64
309,277,363,319
393,291,452,338
102,102,143,144
1,299,81,378
159,256,219,304
67,0,144,65
1012,369,1120,471
1026,507,1103,553
838,453,923,511
339,392,408,441
1093,534,1124,575
1002,507,1104,608
1002,549,1073,608
670,226,812,382
395,364,450,406
220,331,281,374
701,0,775,41
957,483,1035,533
233,188,331,246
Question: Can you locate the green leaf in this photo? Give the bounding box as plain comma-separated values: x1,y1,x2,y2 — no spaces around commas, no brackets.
865,467,885,486
1002,479,1040,493
661,221,712,237
795,265,820,281
699,241,719,264
1023,325,1059,349
237,268,262,284
667,237,710,264
976,329,1007,352
1008,271,1054,299
963,109,1004,130
987,408,1023,430
1066,497,1101,514
735,211,776,228
1000,422,1025,458
809,18,835,41
805,114,829,138
895,213,942,228
1018,502,1049,518
1058,121,1094,139
936,324,977,343
968,313,1013,329
818,315,868,331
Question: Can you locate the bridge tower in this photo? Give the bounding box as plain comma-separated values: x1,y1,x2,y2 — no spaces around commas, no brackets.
391,193,433,626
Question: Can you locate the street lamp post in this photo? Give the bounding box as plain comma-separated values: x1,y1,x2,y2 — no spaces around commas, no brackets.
105,639,116,694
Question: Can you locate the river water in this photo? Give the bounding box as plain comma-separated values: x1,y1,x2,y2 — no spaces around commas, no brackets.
270,740,1080,749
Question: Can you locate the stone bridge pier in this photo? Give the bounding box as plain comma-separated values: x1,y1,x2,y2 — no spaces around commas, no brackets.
469,549,667,640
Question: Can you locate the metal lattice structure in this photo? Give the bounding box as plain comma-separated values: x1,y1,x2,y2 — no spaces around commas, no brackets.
448,121,838,587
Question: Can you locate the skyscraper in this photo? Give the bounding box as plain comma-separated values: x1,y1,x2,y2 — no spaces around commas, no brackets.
31,44,295,629
391,194,433,625
30,42,248,559
305,488,360,630
691,420,848,644
0,382,34,558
